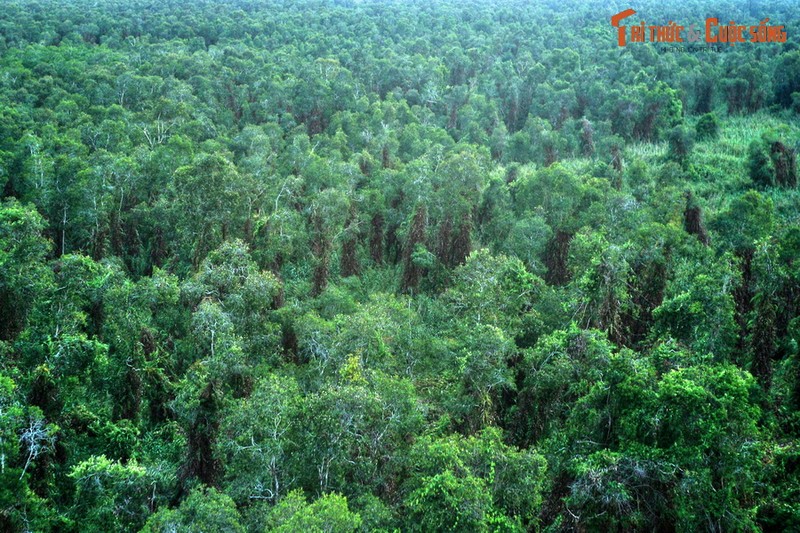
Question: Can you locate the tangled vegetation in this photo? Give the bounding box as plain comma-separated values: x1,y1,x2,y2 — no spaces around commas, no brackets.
1,0,800,531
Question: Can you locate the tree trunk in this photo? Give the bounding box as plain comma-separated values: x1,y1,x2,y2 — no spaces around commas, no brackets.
401,204,427,293
544,230,573,286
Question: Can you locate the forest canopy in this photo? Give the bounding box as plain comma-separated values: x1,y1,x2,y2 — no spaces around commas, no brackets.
1,0,800,531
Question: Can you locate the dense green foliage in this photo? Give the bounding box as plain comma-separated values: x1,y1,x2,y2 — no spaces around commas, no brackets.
1,0,800,530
